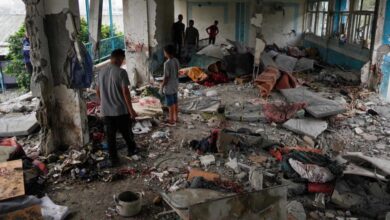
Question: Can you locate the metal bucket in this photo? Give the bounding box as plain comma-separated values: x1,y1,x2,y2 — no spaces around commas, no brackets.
114,191,142,217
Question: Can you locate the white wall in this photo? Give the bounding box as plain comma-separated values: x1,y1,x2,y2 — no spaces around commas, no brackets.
262,0,305,47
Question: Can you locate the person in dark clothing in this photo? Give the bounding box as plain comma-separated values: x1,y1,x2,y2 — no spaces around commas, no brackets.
22,33,32,74
96,49,139,165
185,20,199,59
206,20,219,45
172,14,185,58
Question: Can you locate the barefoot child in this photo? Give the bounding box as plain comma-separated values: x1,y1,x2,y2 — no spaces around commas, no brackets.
161,45,180,126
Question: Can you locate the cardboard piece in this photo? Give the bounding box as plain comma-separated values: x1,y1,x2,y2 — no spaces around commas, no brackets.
0,159,25,201
0,205,42,220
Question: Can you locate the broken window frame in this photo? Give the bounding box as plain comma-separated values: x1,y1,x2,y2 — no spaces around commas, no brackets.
306,0,376,49
305,0,330,37
348,0,375,48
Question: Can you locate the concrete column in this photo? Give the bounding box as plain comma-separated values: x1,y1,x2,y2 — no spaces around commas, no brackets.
89,0,103,59
24,0,89,154
122,0,174,87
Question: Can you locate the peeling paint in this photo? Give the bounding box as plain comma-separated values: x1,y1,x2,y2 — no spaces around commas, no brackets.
24,0,89,154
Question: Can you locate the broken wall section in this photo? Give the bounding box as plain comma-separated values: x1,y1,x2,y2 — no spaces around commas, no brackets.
261,0,305,47
123,0,174,87
25,0,89,154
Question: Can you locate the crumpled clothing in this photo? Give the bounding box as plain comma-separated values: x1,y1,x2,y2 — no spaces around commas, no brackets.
139,97,161,107
262,102,306,123
0,137,26,162
202,72,229,87
281,151,344,182
86,101,101,116
179,67,208,82
190,129,219,154
289,158,335,183
254,66,281,97
274,72,299,90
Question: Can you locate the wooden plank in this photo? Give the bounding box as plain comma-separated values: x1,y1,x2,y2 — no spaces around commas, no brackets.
0,205,43,220
0,159,25,201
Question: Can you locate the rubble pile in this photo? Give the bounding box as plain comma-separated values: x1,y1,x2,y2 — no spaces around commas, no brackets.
2,40,390,219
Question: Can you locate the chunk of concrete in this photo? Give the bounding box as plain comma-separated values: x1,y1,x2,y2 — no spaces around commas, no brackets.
283,118,328,139
161,188,233,209
281,87,346,118
343,152,390,175
294,57,314,72
249,168,263,190
275,54,298,73
180,97,221,114
0,113,39,137
225,158,240,173
199,155,215,167
225,103,266,122
287,201,306,220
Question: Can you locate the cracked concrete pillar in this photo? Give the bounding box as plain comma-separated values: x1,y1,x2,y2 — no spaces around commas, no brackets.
89,0,103,59
24,0,89,154
122,0,174,87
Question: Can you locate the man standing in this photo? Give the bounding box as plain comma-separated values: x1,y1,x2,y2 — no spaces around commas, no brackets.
206,20,219,45
96,49,139,165
22,32,32,74
185,20,199,59
172,14,185,59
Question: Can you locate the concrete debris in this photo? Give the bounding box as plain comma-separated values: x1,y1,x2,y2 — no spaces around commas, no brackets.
225,157,240,173
205,90,218,97
132,120,152,134
225,102,265,122
361,133,378,141
0,113,39,137
151,171,169,182
294,57,315,72
180,97,221,114
275,54,298,73
151,130,169,139
196,44,228,59
199,155,215,167
303,136,315,147
236,171,248,181
354,127,364,134
343,152,390,175
287,201,306,220
249,168,263,190
283,118,328,139
281,87,346,118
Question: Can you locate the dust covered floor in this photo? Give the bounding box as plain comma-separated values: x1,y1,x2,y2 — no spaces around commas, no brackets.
41,78,390,219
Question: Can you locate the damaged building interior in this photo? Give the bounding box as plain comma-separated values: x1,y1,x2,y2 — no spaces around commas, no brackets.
2,0,390,219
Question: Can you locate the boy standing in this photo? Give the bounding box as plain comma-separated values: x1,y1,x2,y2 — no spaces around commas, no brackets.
96,49,139,165
161,45,180,126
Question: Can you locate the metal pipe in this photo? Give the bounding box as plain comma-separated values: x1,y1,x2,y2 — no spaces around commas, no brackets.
108,0,115,50
86,0,90,37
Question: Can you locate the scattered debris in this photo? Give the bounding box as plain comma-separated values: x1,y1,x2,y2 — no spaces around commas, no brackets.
283,118,328,138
